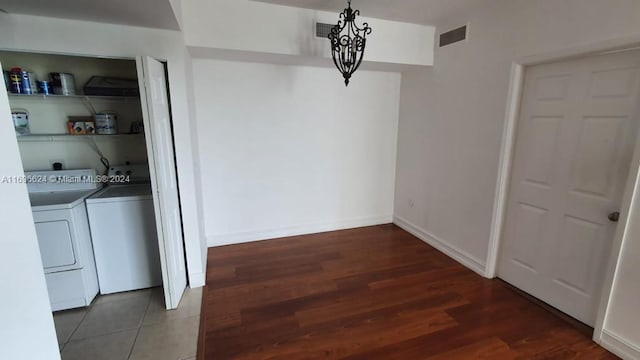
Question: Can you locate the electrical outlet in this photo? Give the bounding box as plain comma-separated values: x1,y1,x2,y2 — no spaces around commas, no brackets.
49,159,65,170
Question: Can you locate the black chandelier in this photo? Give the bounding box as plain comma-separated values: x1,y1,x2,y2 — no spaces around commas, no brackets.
328,0,372,86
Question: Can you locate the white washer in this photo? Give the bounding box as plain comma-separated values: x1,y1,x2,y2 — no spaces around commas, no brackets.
27,169,101,311
85,165,162,294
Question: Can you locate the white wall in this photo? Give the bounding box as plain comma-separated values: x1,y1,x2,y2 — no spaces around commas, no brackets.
394,0,640,356
182,45,209,283
0,64,60,359
181,0,434,67
0,13,205,285
175,0,420,248
605,166,640,358
193,59,400,246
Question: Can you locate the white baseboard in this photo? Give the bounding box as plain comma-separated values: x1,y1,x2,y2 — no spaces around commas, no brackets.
393,215,487,277
188,271,205,288
601,330,640,360
207,215,393,247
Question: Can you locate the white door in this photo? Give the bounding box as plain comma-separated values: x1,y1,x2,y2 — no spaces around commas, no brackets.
499,51,640,326
137,56,187,309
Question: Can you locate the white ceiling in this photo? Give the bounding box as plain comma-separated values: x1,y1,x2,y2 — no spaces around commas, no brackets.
251,0,488,25
0,0,488,31
0,0,180,30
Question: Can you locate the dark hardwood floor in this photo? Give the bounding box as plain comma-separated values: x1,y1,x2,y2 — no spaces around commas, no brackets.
199,224,617,359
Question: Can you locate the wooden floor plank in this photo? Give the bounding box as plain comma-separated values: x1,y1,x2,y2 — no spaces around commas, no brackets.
427,337,518,360
199,224,617,359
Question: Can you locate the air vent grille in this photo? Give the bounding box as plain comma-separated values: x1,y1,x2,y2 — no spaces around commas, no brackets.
439,25,467,47
316,22,335,38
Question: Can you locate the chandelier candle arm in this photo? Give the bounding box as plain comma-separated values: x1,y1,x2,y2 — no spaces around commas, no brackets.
328,0,372,86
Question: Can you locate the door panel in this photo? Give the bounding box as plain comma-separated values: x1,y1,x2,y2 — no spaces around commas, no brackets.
553,215,603,293
589,68,636,98
570,116,628,198
511,203,547,273
535,75,571,101
499,51,640,326
137,56,187,309
521,116,562,185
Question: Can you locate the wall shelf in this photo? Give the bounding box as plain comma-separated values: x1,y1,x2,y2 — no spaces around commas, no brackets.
8,93,140,103
17,133,144,142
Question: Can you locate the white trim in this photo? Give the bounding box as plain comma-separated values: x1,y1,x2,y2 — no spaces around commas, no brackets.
517,37,640,66
207,215,393,247
485,63,524,278
393,215,486,276
601,330,640,360
188,272,205,288
594,130,640,341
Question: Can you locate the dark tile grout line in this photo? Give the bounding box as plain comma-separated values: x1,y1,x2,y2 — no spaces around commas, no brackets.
196,285,207,360
127,293,155,360
59,306,91,353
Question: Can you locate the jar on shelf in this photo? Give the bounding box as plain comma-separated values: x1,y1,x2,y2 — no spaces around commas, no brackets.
95,112,118,135
11,109,30,136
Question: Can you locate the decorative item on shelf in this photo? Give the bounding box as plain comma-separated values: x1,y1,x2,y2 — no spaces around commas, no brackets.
85,121,96,134
27,72,38,94
38,80,52,95
67,121,86,135
9,70,21,93
84,76,139,97
50,72,76,96
11,109,30,136
9,68,25,94
328,0,372,86
67,116,95,135
94,112,118,135
129,120,144,134
7,67,38,94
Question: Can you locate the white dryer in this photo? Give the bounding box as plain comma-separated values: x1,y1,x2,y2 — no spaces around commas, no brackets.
85,164,162,294
27,169,101,311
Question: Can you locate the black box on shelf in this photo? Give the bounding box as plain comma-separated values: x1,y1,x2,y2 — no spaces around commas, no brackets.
83,76,139,97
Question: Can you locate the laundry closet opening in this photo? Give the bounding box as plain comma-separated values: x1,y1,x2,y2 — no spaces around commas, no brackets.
1,50,188,329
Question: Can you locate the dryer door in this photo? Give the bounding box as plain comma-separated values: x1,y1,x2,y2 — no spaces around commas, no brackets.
32,209,81,273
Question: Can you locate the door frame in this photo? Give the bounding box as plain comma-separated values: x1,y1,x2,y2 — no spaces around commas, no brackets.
485,35,640,344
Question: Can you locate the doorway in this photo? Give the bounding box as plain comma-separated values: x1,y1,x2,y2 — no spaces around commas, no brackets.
0,51,187,315
498,50,640,327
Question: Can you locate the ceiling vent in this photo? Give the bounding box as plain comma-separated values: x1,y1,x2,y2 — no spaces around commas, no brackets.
316,22,335,38
439,25,467,47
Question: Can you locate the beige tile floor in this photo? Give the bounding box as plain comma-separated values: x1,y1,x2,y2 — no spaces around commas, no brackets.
53,286,201,360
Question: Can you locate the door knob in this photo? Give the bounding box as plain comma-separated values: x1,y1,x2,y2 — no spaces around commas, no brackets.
608,212,620,222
